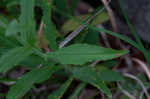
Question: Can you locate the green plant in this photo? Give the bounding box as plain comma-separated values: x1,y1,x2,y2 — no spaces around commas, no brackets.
0,0,149,99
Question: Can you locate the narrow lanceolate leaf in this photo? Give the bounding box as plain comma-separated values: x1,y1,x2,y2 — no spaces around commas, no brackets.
19,0,36,46
46,44,128,65
7,65,61,99
48,77,73,99
42,1,58,50
6,20,20,36
0,47,33,73
73,67,112,98
96,67,123,81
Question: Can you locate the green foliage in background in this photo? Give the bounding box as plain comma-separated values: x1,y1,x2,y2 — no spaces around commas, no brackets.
0,0,149,98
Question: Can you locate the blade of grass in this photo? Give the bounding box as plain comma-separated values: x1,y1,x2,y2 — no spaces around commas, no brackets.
19,0,36,46
119,0,143,48
119,0,150,65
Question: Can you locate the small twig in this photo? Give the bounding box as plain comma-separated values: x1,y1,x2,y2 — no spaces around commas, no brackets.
140,87,149,99
34,85,47,93
90,61,99,67
123,73,150,99
122,45,133,68
117,83,136,99
98,25,111,48
112,92,121,99
32,96,36,99
101,0,117,33
79,89,99,99
37,0,52,52
102,0,133,69
38,21,44,41
133,58,150,80
59,7,105,48
101,93,105,99
38,21,51,52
